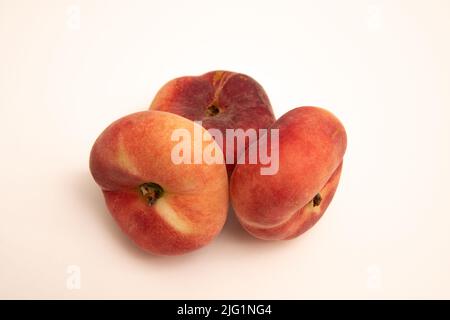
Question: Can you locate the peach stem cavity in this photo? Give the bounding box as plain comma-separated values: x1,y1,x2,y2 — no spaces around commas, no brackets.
205,104,220,116
139,182,164,206
312,193,322,207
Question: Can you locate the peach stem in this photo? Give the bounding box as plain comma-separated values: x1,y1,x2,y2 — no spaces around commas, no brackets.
205,104,220,116
312,193,322,207
139,182,164,206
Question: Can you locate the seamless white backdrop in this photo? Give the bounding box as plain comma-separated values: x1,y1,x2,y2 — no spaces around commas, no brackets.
1,0,450,299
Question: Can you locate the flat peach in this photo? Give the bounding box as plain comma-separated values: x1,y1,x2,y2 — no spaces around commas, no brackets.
150,70,276,176
230,107,347,240
90,111,228,255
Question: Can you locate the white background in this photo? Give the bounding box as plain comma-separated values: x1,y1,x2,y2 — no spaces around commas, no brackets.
1,0,450,299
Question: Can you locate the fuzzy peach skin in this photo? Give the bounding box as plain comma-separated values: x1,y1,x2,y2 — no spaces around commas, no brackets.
89,111,228,255
149,70,276,176
230,107,347,240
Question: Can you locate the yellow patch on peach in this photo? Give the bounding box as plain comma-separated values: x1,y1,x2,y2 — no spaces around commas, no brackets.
154,197,193,234
212,71,226,85
116,135,139,176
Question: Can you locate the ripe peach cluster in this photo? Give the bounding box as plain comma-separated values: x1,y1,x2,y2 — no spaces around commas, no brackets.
90,71,347,255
